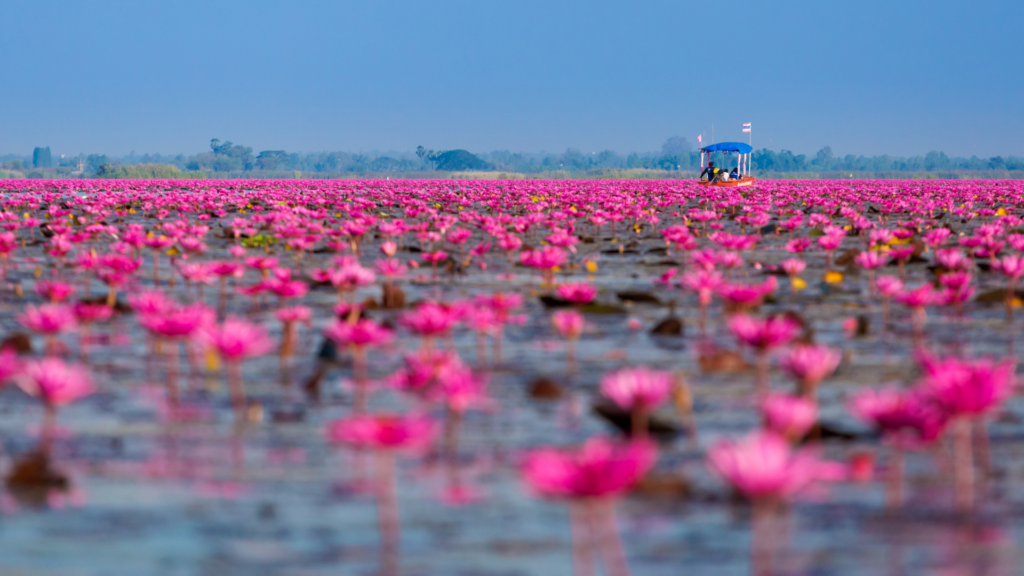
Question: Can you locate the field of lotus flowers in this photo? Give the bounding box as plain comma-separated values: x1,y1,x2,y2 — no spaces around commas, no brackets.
1,177,1024,575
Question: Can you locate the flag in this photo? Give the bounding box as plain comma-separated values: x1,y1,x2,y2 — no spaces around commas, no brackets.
697,134,702,143
742,122,751,133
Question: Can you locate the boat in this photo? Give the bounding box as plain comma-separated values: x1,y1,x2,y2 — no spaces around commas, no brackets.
698,142,756,187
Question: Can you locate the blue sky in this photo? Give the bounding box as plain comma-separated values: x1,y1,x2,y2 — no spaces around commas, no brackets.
1,0,1021,158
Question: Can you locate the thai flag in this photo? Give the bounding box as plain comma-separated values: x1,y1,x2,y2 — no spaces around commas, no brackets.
742,123,751,133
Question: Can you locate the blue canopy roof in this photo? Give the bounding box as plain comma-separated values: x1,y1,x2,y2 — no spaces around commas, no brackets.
700,142,753,154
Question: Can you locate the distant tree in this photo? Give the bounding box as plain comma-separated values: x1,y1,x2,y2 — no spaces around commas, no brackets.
95,163,123,178
206,139,255,171
427,150,490,171
85,154,111,171
369,157,405,172
32,146,53,168
924,151,950,171
416,146,429,159
257,150,288,171
661,136,692,157
594,150,622,169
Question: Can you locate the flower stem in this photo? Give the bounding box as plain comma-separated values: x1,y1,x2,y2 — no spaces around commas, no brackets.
885,446,904,509
375,450,400,576
953,418,974,512
226,361,247,419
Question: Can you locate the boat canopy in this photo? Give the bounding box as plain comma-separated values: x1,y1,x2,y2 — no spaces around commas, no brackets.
700,142,753,154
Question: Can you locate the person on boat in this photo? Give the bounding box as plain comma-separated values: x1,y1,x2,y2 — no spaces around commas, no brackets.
730,167,740,180
700,162,722,183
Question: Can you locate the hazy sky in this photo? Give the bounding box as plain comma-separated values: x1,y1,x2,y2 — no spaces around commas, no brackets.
1,0,1021,158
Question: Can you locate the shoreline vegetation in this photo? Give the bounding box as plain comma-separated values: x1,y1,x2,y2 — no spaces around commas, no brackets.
4,139,1023,180
2,166,1023,180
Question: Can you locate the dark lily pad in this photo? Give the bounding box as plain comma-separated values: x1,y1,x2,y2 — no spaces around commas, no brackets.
975,288,1024,303
835,248,862,267
632,472,692,497
79,297,131,314
698,349,751,374
539,295,573,308
616,290,662,304
650,317,683,336
528,377,564,400
5,451,69,508
592,400,681,439
1,332,32,354
805,421,876,443
580,302,627,315
381,283,405,309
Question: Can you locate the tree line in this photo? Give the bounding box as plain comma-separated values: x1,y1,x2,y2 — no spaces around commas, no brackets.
4,137,1023,178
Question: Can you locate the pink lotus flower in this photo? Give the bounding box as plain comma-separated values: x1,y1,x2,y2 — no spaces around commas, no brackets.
34,280,75,303
728,314,799,351
72,302,113,324
324,318,394,349
18,357,94,407
780,258,806,277
128,290,175,316
761,394,817,441
401,302,458,340
476,291,523,314
718,277,777,309
817,233,844,251
265,276,309,300
680,269,723,304
875,276,904,296
208,260,244,278
922,228,952,248
935,248,968,270
138,304,214,339
552,309,584,339
780,344,840,397
245,256,279,273
446,228,472,245
848,387,947,445
894,283,937,308
521,437,657,499
521,246,566,271
19,304,77,335
916,352,1015,417
0,347,21,385
421,249,449,265
380,240,398,257
374,258,407,278
707,431,826,502
854,251,888,269
177,261,214,285
199,317,274,362
326,412,437,451
275,306,312,324
785,238,812,253
437,367,489,414
556,282,596,305
600,367,673,412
